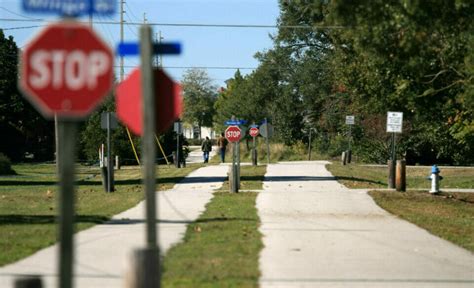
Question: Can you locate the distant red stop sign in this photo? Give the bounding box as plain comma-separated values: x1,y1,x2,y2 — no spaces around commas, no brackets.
249,127,259,137
225,126,242,143
19,22,114,118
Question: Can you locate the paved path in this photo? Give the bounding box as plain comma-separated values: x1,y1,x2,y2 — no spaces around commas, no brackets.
186,145,217,164
0,165,228,288
257,161,474,288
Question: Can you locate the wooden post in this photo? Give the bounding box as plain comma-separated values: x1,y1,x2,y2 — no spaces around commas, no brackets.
388,160,396,189
341,151,347,165
396,160,406,192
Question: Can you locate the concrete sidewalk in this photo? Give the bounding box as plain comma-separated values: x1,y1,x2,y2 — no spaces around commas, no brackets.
257,161,474,288
0,165,228,288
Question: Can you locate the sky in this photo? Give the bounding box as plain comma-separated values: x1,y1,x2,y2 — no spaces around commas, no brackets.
0,0,281,88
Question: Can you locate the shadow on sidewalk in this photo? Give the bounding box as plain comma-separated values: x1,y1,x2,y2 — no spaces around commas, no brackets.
0,214,109,225
264,176,336,182
106,217,256,225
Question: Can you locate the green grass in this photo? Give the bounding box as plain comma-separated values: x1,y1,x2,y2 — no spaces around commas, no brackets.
369,190,474,252
161,163,266,287
0,163,200,266
162,192,262,287
326,162,474,189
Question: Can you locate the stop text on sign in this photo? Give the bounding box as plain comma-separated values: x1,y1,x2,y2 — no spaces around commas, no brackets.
19,21,114,119
29,50,110,91
226,130,241,138
225,125,242,143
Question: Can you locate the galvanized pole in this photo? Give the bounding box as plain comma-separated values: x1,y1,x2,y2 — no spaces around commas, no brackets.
388,133,396,188
120,0,124,82
140,24,157,249
308,128,312,161
265,118,270,164
57,120,77,288
139,24,160,287
106,112,113,192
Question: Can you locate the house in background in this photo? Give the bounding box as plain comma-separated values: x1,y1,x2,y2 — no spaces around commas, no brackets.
182,124,215,140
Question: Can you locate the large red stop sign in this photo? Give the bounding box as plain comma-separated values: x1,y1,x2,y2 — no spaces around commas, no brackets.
225,125,242,143
19,21,114,118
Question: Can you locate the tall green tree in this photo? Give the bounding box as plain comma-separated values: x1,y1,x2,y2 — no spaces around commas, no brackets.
0,30,54,161
181,68,217,137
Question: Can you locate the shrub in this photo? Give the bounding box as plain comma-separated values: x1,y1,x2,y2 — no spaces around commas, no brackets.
0,153,15,175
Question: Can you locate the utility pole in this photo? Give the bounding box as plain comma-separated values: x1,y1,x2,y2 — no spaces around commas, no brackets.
120,0,125,82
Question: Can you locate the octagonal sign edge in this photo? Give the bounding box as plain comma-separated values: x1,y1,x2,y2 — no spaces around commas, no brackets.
19,21,114,119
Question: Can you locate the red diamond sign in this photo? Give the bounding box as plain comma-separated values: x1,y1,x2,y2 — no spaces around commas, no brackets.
116,68,182,135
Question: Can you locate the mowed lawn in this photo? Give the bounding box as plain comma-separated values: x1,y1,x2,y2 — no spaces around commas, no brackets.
0,163,200,266
326,162,474,252
370,190,474,252
326,162,474,189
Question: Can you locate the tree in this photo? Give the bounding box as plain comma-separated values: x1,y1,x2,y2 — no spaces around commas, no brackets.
181,68,217,138
0,29,54,162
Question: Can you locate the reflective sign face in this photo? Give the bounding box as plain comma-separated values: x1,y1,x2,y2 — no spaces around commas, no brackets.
19,22,114,118
249,127,259,137
387,112,403,133
225,125,242,143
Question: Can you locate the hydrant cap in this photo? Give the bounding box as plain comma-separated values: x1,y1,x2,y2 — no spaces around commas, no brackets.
431,165,440,174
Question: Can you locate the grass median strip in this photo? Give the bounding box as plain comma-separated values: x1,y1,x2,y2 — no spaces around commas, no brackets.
369,190,474,252
162,164,266,287
162,192,262,287
0,163,200,266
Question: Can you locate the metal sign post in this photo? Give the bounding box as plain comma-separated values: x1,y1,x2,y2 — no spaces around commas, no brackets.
259,119,273,164
101,112,117,192
138,24,160,287
345,115,355,163
57,121,77,288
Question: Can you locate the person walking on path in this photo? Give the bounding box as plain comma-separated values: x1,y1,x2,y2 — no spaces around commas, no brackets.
217,132,228,163
201,136,212,163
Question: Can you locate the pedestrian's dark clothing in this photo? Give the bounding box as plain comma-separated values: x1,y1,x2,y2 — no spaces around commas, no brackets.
202,139,212,152
201,138,212,163
217,136,228,163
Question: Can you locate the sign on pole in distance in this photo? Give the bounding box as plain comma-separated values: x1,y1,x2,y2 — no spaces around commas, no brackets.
101,112,118,129
387,112,403,133
19,21,114,119
174,122,182,134
249,127,259,137
22,0,116,16
225,125,242,143
259,123,274,138
346,115,355,125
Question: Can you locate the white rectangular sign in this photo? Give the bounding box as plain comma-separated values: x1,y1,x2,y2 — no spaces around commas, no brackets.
387,112,403,133
345,115,355,125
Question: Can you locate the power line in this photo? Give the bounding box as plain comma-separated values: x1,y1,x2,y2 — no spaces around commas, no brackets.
0,7,40,20
2,25,42,30
116,65,257,70
0,18,344,30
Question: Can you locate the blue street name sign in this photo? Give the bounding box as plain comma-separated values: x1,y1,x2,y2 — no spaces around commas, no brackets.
22,0,116,16
117,42,182,56
225,120,247,126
